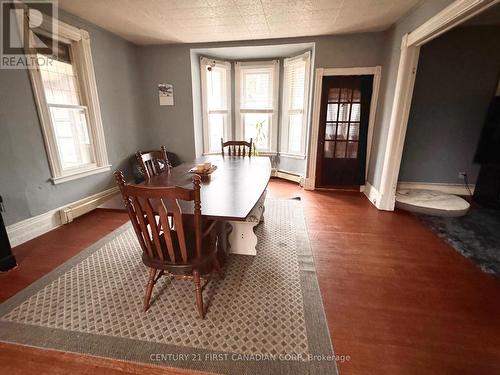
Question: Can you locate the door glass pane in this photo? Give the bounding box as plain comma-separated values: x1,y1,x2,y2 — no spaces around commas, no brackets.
243,113,270,150
336,123,348,140
325,123,336,140
208,113,224,152
340,88,352,102
348,123,360,140
328,87,340,102
335,141,346,158
350,103,361,121
324,141,334,158
338,103,350,121
352,89,361,102
327,103,338,121
49,106,93,169
347,141,358,159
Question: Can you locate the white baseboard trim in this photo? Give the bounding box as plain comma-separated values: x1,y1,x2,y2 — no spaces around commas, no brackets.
271,169,303,184
364,182,382,208
7,186,119,247
397,181,475,196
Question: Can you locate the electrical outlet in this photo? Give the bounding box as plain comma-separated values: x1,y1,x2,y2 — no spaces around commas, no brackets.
458,172,467,180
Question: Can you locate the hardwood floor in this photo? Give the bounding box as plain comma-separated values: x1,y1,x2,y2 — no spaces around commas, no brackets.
1,179,499,374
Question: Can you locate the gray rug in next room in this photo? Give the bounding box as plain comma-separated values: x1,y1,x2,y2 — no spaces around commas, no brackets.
0,199,338,375
417,205,500,276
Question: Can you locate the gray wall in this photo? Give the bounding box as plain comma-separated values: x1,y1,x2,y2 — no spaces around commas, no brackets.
137,33,387,170
367,0,455,189
0,11,145,225
399,25,500,184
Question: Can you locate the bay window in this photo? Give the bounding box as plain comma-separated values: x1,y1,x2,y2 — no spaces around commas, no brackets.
280,52,311,157
200,58,232,154
235,60,279,153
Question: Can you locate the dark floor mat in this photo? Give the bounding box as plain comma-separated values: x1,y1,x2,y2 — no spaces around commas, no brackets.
417,205,500,276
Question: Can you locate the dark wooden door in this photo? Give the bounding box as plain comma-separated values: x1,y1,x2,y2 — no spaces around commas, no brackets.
315,75,373,188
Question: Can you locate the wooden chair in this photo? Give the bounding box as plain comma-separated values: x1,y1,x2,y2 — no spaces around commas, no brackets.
220,138,253,157
136,146,172,179
114,171,221,319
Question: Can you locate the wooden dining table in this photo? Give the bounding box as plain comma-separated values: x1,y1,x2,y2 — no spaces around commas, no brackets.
143,155,272,256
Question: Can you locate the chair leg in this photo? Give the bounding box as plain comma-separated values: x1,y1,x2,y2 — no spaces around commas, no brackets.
213,257,224,279
193,270,204,319
143,268,157,312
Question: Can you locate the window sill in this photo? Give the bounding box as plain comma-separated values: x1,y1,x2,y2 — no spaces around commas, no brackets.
51,165,111,185
279,153,306,160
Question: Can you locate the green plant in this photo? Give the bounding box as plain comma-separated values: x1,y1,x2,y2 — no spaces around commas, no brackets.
253,119,266,155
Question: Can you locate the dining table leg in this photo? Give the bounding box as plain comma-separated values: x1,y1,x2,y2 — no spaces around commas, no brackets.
227,190,266,256
216,221,229,266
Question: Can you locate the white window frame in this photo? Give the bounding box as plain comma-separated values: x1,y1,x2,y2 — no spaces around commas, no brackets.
200,57,232,155
280,51,311,158
24,11,110,184
235,60,279,154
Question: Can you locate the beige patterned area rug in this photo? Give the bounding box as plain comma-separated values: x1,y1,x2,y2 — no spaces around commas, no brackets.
0,199,337,374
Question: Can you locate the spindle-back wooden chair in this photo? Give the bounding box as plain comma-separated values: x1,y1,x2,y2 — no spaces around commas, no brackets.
136,146,172,179
220,138,253,157
114,171,221,319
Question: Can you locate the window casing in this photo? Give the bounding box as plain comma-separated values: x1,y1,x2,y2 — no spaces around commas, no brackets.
26,13,110,184
200,58,232,154
280,52,311,157
235,60,279,154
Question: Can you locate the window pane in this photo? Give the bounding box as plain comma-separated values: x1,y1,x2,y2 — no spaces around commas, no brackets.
324,141,334,158
327,103,338,121
289,64,305,110
352,89,361,102
347,141,358,159
338,103,350,121
241,70,273,109
335,141,347,158
325,123,336,140
340,88,352,102
243,113,270,150
336,123,348,140
349,123,360,140
49,106,94,169
328,87,340,102
208,113,225,152
350,103,361,121
206,67,227,111
38,54,81,106
288,114,302,153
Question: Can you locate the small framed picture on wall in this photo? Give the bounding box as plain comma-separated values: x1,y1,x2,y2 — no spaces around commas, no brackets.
158,83,174,106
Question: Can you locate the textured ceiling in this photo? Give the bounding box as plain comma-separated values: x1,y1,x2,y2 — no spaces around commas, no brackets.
58,0,422,45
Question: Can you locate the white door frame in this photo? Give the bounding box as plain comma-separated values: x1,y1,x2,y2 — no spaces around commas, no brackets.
377,0,499,210
305,66,382,190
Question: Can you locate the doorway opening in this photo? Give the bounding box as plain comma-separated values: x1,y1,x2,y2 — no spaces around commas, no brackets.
306,66,381,191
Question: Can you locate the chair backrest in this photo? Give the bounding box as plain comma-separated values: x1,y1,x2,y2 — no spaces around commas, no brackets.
114,171,202,264
136,146,172,179
221,138,253,157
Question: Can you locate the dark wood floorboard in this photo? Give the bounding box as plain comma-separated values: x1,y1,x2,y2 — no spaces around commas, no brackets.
1,179,499,374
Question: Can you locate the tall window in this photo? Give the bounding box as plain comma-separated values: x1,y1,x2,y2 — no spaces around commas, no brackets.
235,61,279,153
38,40,94,170
27,14,109,184
200,58,231,153
280,52,311,157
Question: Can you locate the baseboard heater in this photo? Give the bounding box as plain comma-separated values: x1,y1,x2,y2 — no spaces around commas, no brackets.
59,187,119,224
271,169,303,184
